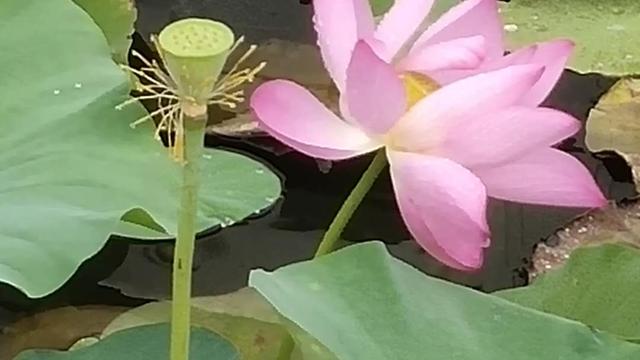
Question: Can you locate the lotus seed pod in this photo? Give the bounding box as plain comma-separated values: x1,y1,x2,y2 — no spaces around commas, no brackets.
157,18,234,104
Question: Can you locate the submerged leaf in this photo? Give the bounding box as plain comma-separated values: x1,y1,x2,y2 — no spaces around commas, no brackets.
250,242,640,360
208,38,337,139
0,306,127,360
207,38,336,173
497,243,640,342
15,324,239,360
500,1,640,75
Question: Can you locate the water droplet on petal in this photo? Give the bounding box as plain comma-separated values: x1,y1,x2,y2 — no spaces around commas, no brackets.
625,54,634,60
74,83,82,89
202,153,213,159
53,89,61,95
531,15,539,20
255,168,265,174
265,196,276,203
503,24,518,32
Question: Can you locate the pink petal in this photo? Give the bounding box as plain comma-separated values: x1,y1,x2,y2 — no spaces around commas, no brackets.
374,0,435,60
345,41,406,134
481,40,573,106
423,45,537,84
250,80,381,160
388,150,490,270
482,43,537,70
427,43,533,84
399,35,486,74
413,0,503,60
389,65,544,152
474,148,607,207
313,0,375,91
432,107,580,168
519,40,574,106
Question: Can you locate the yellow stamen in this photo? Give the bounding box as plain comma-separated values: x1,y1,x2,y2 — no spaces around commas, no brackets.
119,35,265,162
400,72,440,108
129,103,177,128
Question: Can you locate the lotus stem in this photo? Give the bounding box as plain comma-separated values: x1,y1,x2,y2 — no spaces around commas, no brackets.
171,107,205,360
314,149,388,257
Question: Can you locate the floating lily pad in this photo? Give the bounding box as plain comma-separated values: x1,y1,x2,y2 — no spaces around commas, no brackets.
250,241,640,360
500,1,640,75
114,148,282,241
72,0,136,63
0,0,280,297
103,288,337,360
586,78,640,190
15,324,239,360
497,243,640,343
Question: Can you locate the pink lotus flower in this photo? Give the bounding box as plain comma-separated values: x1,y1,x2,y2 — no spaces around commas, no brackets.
250,41,606,270
316,0,571,106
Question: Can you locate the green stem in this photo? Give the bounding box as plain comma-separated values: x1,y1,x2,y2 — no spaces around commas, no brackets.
314,149,388,258
170,113,206,360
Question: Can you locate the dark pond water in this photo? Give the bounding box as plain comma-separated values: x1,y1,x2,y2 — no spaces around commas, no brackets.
0,0,636,331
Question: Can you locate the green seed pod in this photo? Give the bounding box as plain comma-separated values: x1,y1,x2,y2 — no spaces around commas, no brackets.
157,18,235,104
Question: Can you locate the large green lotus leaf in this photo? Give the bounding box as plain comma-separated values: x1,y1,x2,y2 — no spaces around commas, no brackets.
0,0,280,298
103,288,337,360
15,324,239,360
500,0,640,75
250,242,640,360
497,243,640,342
71,0,136,63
